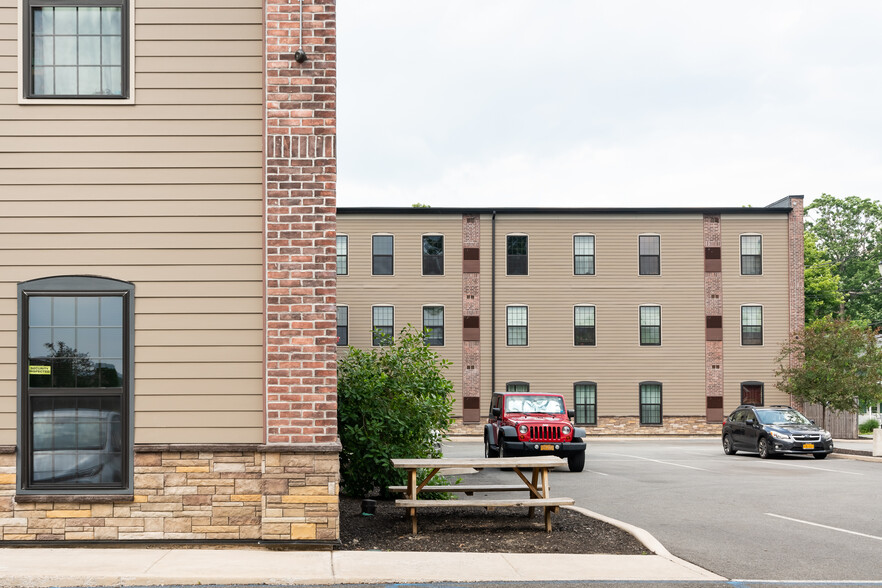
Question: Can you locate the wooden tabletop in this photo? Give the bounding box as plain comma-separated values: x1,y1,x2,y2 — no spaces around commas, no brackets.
391,456,567,469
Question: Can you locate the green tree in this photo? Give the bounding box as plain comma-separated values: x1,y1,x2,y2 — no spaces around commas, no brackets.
804,231,843,322
775,317,882,429
805,194,882,324
337,325,455,497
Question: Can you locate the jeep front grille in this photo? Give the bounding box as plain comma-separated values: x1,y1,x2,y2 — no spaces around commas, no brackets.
528,425,562,441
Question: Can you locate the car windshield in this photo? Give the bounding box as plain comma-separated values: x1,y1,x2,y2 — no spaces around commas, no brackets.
505,395,564,414
756,409,812,426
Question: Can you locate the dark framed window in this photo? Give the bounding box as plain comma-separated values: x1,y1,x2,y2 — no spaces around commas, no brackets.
336,235,348,276
639,382,662,425
639,305,661,346
24,0,129,99
741,382,764,406
574,235,595,275
506,235,528,275
506,305,528,346
18,276,133,494
336,305,348,346
422,235,444,276
422,306,444,346
741,235,762,275
574,382,597,426
639,235,660,275
574,305,596,346
372,306,393,346
506,381,529,392
372,235,393,275
741,306,763,345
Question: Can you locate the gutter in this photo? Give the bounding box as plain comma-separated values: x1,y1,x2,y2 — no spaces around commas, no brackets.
491,210,496,394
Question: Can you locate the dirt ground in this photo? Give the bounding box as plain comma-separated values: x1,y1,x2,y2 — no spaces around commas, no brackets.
337,495,650,554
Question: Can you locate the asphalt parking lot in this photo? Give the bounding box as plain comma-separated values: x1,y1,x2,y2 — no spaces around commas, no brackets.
443,437,882,582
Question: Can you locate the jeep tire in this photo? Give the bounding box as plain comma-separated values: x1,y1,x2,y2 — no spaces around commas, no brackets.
567,447,586,472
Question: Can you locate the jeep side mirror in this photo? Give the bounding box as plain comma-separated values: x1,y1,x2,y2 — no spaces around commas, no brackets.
567,410,575,419
491,407,501,417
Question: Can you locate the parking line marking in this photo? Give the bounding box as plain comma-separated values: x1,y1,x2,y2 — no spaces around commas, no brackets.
611,453,713,472
585,469,609,476
766,513,882,542
760,461,863,475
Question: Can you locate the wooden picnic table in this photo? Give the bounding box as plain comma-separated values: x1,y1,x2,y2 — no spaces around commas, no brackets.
390,456,574,534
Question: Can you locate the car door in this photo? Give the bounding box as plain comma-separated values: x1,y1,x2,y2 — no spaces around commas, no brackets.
742,408,763,451
728,410,748,449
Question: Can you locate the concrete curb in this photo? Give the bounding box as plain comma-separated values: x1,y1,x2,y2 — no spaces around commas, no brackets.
565,505,726,581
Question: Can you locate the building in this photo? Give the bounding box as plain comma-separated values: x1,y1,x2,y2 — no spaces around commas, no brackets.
0,0,339,543
337,199,805,434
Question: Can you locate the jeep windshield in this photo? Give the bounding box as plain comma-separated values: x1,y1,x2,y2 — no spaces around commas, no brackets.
504,395,564,414
756,409,812,426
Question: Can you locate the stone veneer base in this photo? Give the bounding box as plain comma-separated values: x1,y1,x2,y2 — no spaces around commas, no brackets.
0,447,339,544
450,416,722,436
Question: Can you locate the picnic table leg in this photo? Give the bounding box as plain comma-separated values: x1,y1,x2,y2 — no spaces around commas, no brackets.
544,506,552,532
410,507,418,534
527,467,543,518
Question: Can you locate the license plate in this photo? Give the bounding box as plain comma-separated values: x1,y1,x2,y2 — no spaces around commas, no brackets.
803,443,815,450
540,444,554,451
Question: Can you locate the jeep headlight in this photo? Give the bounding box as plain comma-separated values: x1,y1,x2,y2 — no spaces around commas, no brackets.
769,430,791,440
562,425,572,435
518,425,528,435
821,430,832,441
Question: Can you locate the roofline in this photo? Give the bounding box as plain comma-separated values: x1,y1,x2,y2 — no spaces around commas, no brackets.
338,200,802,216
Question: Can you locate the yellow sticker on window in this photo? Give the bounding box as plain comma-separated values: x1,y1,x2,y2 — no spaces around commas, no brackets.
28,365,51,375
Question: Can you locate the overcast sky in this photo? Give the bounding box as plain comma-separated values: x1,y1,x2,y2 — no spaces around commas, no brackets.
337,1,882,209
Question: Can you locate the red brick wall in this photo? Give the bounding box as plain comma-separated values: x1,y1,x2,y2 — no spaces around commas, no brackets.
265,0,338,446
704,214,724,421
462,215,482,422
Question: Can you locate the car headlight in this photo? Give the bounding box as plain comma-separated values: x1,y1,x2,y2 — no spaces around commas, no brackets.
769,430,791,440
821,430,832,441
518,425,528,435
562,426,572,435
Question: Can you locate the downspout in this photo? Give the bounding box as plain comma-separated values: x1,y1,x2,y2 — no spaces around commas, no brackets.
491,211,497,394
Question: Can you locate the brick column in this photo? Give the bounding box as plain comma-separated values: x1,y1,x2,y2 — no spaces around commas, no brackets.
462,214,481,423
787,196,805,409
704,214,724,421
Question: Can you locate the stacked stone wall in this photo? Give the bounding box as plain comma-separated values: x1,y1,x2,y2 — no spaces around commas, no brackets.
449,416,720,437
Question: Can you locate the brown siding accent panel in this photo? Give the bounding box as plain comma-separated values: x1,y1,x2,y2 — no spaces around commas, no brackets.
463,396,481,424
706,396,724,423
463,247,480,273
704,247,721,272
463,316,480,341
706,315,723,341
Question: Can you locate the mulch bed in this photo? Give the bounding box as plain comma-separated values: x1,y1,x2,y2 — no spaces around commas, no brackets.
337,495,650,554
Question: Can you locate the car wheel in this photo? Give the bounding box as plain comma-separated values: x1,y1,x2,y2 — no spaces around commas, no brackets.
484,435,498,458
567,450,585,472
813,453,828,460
758,437,771,459
722,435,737,455
498,435,507,459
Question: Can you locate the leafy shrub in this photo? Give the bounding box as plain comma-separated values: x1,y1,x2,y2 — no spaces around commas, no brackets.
337,325,455,498
859,418,880,435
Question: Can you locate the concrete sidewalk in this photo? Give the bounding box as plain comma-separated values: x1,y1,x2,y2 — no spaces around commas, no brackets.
0,545,725,587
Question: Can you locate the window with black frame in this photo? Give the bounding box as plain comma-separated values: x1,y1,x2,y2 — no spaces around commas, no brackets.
24,0,129,99
506,305,528,346
422,235,443,275
372,235,393,275
574,382,597,426
336,305,348,346
741,235,762,275
422,306,444,346
638,235,660,275
639,382,662,425
372,305,393,346
741,306,763,345
505,381,529,392
19,276,132,494
573,235,595,275
639,305,661,345
336,235,348,275
574,305,596,346
506,235,528,275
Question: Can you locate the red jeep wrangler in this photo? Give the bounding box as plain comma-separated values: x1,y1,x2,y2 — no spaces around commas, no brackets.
484,391,587,472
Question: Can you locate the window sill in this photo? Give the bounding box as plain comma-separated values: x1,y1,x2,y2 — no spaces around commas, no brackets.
15,493,134,503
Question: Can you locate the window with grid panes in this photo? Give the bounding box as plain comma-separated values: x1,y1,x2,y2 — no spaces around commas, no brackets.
639,382,662,425
372,235,393,275
741,306,762,345
422,306,444,346
506,306,528,346
336,235,348,275
506,381,529,392
574,305,596,346
336,305,348,346
574,235,595,275
574,382,597,425
372,306,393,346
741,235,762,275
639,305,661,345
638,235,660,275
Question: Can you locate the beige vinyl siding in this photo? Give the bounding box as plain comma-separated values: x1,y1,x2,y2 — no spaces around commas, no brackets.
721,215,791,414
337,215,465,415
488,214,706,420
0,0,264,444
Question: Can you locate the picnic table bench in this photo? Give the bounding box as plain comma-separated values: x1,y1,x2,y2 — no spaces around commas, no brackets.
390,456,574,534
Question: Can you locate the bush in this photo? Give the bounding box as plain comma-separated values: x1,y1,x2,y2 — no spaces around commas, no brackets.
859,418,880,435
337,325,455,498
